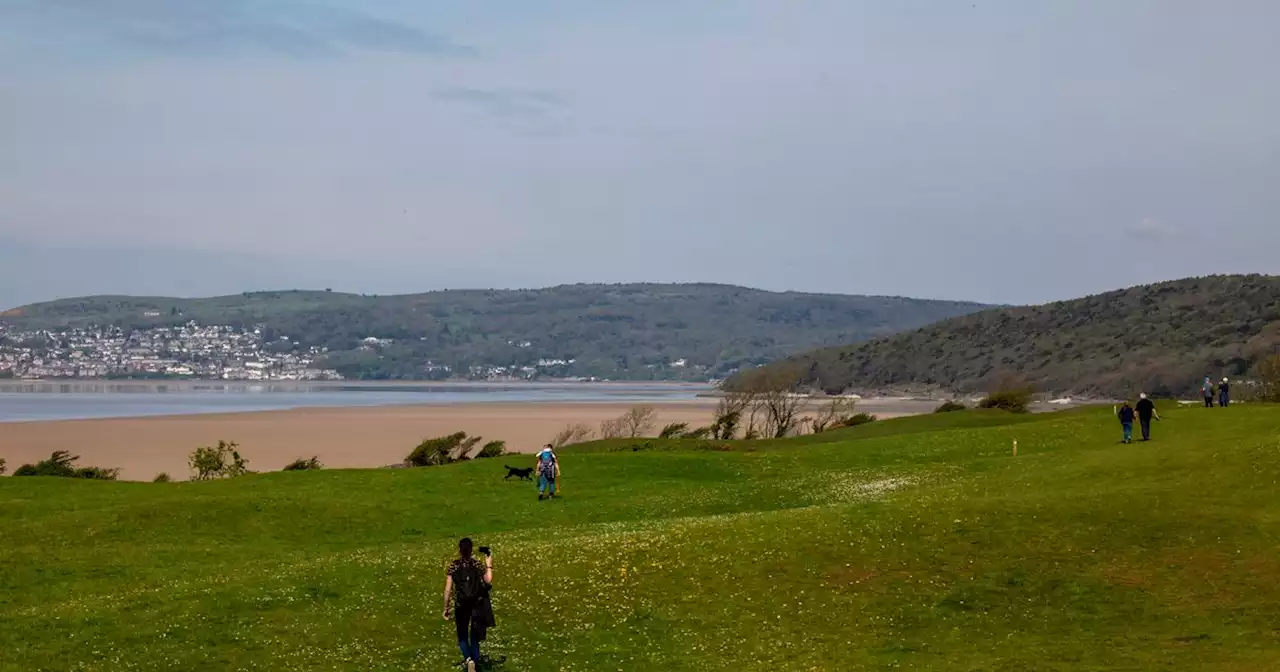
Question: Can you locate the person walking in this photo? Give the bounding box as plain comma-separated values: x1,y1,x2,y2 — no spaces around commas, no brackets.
1219,378,1231,407
1117,400,1136,444
535,443,559,500
443,538,494,672
1202,377,1215,408
1135,393,1160,441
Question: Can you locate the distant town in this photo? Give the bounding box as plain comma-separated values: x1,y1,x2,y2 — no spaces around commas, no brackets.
0,321,704,382
0,322,345,381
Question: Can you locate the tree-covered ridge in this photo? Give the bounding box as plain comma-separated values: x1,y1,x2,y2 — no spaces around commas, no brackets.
735,275,1280,398
0,283,988,380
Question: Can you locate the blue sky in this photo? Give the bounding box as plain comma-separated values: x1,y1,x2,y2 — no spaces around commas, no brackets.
2,0,1278,308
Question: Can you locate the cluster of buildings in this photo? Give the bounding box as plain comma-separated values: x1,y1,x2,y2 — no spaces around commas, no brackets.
0,322,343,381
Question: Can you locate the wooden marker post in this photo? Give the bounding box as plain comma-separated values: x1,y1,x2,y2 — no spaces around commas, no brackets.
1013,439,1018,457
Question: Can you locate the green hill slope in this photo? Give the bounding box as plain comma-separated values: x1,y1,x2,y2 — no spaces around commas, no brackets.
737,274,1280,398
3,404,1279,670
0,284,987,380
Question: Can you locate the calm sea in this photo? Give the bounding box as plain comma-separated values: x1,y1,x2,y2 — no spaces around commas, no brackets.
0,382,712,423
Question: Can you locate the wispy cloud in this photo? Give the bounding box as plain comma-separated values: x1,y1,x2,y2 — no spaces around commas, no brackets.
432,87,564,120
0,0,475,58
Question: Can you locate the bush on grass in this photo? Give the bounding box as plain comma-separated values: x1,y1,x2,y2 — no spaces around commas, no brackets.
978,385,1034,413
934,400,967,413
550,423,594,448
839,413,878,428
153,472,173,483
13,451,120,480
659,422,689,439
0,457,6,476
189,440,251,481
406,432,483,467
477,441,506,459
282,457,323,471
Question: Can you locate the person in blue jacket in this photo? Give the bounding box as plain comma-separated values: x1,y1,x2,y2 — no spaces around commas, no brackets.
1116,400,1136,444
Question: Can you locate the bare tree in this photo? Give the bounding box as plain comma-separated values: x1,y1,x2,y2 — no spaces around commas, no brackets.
551,423,594,448
811,397,857,433
620,405,657,437
599,416,625,439
739,365,809,438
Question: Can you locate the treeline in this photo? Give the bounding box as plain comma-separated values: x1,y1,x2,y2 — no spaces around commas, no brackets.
2,284,987,381
730,275,1280,399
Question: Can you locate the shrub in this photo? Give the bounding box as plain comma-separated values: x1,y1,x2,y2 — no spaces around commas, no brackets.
839,413,878,428
0,457,6,476
477,441,506,459
153,472,173,483
12,451,119,480
682,426,713,440
599,417,625,439
1256,354,1280,402
282,457,323,471
978,386,1034,413
659,422,689,439
189,440,251,481
406,432,482,467
934,400,967,413
551,423,594,448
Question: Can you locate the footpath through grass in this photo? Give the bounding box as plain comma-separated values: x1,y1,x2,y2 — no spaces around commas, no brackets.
2,405,1279,670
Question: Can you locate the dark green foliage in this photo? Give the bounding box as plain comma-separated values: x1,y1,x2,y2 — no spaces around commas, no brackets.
406,432,482,467
477,441,506,459
0,457,5,476
682,426,713,439
658,422,689,439
282,457,323,471
189,441,250,480
152,473,172,483
934,400,967,413
12,451,119,480
739,274,1280,398
839,413,878,427
978,386,1034,413
0,284,987,381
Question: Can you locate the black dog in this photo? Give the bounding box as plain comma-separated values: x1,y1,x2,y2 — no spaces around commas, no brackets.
504,465,534,481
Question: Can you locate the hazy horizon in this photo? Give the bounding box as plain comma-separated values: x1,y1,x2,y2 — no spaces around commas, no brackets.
4,1,1278,309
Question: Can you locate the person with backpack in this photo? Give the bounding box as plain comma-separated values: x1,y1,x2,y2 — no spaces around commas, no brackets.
535,444,559,500
1202,377,1215,407
1219,378,1231,407
1116,400,1136,444
1135,393,1160,441
443,538,494,672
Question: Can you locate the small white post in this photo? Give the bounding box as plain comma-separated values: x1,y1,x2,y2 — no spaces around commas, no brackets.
1012,439,1018,457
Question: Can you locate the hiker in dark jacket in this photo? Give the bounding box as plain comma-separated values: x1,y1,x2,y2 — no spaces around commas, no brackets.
443,538,494,672
1219,378,1231,407
1202,377,1215,407
1116,401,1136,444
1135,393,1159,441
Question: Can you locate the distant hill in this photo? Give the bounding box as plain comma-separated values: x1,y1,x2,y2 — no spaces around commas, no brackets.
0,284,988,381
732,275,1280,398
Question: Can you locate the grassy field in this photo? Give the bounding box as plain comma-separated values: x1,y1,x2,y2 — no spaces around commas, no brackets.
2,404,1279,670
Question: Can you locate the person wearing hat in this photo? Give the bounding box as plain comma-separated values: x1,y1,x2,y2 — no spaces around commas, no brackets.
1219,378,1231,407
1135,393,1159,441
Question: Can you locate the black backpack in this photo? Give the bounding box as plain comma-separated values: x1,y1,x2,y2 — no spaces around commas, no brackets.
454,561,486,602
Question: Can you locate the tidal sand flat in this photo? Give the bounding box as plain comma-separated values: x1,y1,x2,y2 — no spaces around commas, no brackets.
0,397,943,481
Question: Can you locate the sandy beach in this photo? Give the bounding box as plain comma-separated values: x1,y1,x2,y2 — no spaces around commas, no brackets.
0,401,721,481
0,398,954,481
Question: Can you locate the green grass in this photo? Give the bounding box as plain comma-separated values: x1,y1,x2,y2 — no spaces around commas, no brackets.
3,404,1279,670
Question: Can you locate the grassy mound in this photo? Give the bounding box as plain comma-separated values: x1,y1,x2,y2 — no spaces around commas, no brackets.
2,404,1277,670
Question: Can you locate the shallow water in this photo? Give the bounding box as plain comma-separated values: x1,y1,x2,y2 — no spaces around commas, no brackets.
0,382,711,423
